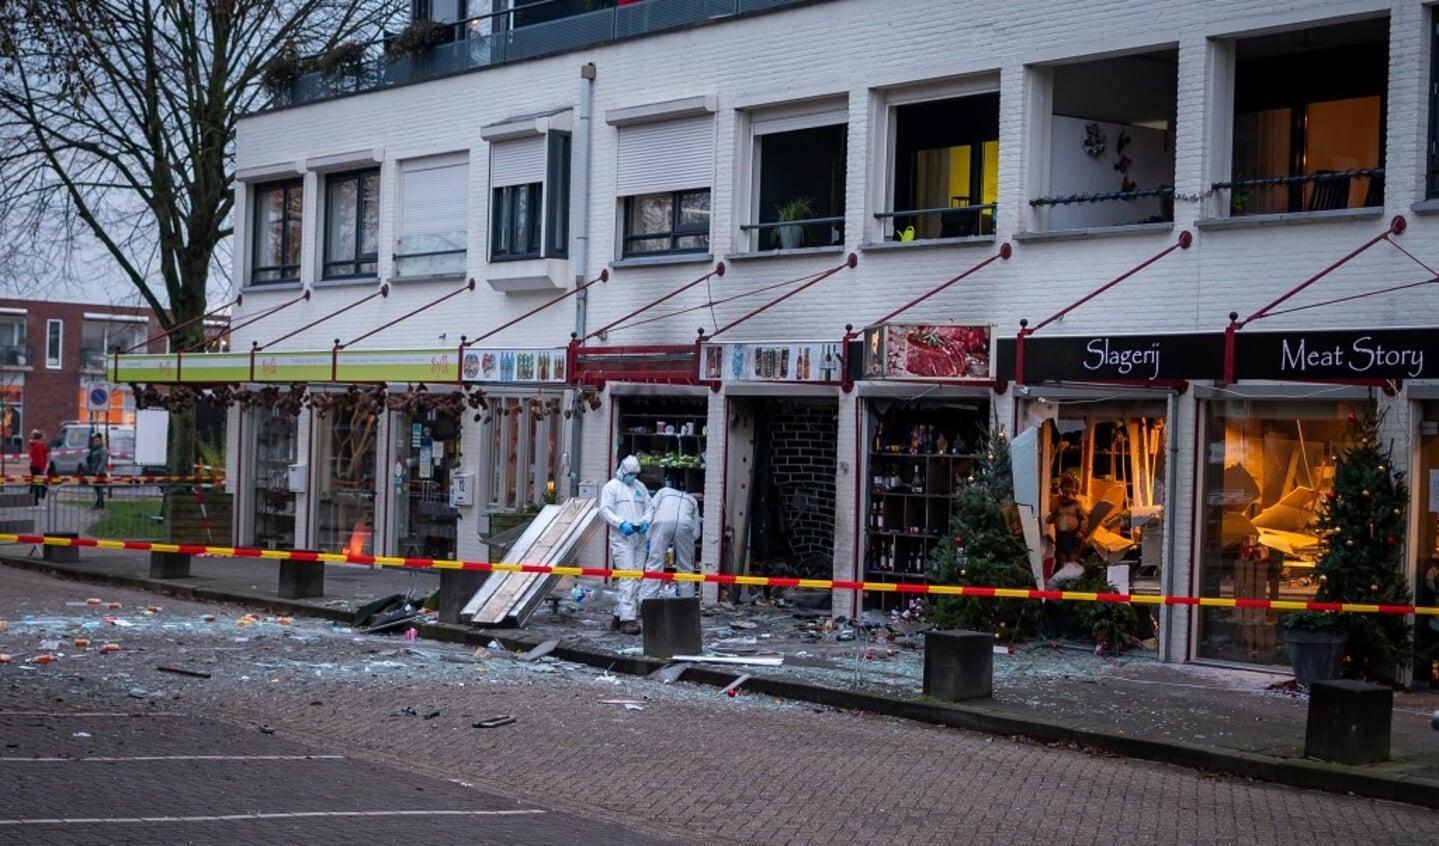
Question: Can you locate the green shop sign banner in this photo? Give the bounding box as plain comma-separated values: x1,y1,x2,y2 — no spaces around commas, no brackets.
113,348,463,384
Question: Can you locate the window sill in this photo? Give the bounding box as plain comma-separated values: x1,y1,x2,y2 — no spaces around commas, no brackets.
726,245,846,262
859,235,996,252
242,280,305,293
485,258,568,292
1194,208,1383,230
390,272,467,285
1013,222,1173,243
1410,199,1439,215
610,252,714,269
314,276,382,289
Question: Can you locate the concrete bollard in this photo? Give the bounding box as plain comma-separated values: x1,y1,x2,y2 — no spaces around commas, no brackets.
641,596,702,659
42,531,80,564
923,630,994,702
1304,679,1393,765
437,569,490,624
278,556,324,599
149,551,191,579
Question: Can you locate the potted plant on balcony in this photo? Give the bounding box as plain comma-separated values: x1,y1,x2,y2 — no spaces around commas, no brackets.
771,196,814,250
385,18,450,63
316,41,367,78
1281,408,1412,685
260,51,302,97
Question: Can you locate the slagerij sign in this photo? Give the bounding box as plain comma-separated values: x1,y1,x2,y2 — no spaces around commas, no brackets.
995,333,1224,382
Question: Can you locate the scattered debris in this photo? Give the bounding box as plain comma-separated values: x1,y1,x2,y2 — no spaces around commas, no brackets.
720,674,752,697
517,639,560,662
598,699,648,706
423,710,441,720
389,705,419,717
671,653,783,667
157,666,212,679
646,663,690,684
472,715,515,728
258,725,275,735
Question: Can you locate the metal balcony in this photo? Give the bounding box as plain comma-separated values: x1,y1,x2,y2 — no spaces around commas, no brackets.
272,0,818,108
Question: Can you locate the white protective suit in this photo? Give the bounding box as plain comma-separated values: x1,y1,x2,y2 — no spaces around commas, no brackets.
598,455,652,622
645,487,702,599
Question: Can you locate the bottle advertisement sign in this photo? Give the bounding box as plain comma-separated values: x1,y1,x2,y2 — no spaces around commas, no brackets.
700,341,844,383
460,347,568,384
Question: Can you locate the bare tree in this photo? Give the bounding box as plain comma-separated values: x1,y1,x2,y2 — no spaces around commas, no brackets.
0,0,398,469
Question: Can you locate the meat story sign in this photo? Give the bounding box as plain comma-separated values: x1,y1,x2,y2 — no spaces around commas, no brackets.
862,324,991,380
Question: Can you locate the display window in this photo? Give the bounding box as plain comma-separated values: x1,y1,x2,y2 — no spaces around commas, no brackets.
314,400,378,555
1195,399,1364,665
248,408,298,550
1416,402,1439,688
1031,402,1168,595
392,411,461,561
485,394,563,510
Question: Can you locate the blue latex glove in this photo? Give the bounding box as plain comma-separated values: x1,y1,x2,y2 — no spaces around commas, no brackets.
639,521,650,534
620,521,635,536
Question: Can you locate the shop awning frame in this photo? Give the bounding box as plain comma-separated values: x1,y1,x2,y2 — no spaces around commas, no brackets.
1222,215,1409,384
254,283,388,353
110,290,306,384
334,278,476,381
1014,231,1192,385
700,253,858,340
461,270,607,351
868,244,1012,327
585,263,725,342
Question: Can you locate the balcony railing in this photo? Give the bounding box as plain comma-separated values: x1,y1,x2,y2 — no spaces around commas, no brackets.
272,0,817,108
0,343,32,367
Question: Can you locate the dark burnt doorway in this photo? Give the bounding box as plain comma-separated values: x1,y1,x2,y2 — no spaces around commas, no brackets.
728,396,839,593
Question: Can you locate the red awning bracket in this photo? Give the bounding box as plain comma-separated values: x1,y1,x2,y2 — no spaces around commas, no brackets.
255,283,388,353
702,253,858,341
868,243,1011,327
1015,231,1192,383
338,278,475,352
586,263,725,342
461,270,607,349
1223,215,1410,383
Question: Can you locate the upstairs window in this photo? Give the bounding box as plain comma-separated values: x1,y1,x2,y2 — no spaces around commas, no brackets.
883,87,998,241
0,319,27,367
46,319,61,369
81,319,146,372
323,169,380,279
396,152,469,277
1031,49,1177,231
488,131,570,261
614,111,714,257
1226,18,1387,215
748,102,847,251
251,180,303,284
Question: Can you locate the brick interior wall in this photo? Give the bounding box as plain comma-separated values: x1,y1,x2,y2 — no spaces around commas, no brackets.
765,399,837,578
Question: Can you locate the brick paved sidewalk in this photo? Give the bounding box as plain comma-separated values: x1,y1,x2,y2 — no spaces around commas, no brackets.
2,544,1437,808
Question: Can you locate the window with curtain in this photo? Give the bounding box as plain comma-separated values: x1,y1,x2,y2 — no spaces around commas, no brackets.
323,169,380,278
251,180,304,284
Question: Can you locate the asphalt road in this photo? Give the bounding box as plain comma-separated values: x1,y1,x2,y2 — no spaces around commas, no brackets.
2,564,1436,846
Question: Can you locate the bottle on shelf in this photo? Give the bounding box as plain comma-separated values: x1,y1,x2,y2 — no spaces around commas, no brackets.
911,464,924,494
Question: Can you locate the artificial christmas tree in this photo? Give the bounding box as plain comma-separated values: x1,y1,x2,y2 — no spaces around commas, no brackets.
927,428,1038,639
1286,409,1412,683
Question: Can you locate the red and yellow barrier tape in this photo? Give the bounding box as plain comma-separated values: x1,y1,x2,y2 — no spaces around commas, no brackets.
2,532,1435,617
0,475,224,485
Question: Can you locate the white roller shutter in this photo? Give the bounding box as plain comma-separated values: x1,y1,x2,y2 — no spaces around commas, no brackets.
616,115,715,196
490,136,547,188
402,154,469,244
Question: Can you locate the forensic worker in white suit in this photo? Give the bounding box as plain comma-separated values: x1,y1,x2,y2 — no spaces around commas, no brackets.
644,486,702,599
598,455,651,634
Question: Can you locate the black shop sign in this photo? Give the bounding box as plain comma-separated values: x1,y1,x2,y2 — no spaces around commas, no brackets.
1234,328,1437,381
995,333,1224,382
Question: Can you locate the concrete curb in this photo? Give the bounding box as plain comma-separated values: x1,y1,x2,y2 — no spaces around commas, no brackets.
5,552,1437,809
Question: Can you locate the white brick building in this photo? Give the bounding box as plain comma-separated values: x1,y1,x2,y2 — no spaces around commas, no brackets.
126,0,1439,676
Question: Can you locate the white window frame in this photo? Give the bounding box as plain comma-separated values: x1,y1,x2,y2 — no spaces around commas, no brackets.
741,96,849,250
46,319,62,369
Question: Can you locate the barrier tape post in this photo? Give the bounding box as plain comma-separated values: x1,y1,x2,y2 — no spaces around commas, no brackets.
1,532,1436,621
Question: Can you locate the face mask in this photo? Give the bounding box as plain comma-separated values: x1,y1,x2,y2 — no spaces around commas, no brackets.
622,474,636,485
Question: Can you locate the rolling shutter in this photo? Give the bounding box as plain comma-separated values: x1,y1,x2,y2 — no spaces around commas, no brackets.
616,115,715,196
490,136,547,188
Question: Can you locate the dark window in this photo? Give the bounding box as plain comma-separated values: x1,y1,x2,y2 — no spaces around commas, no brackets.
1429,16,1439,198
891,93,999,239
623,189,711,256
252,180,304,283
755,123,846,251
491,183,543,260
545,131,571,258
323,169,380,279
1229,19,1387,214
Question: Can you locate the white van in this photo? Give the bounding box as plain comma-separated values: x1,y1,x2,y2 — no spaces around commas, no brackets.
49,423,139,477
